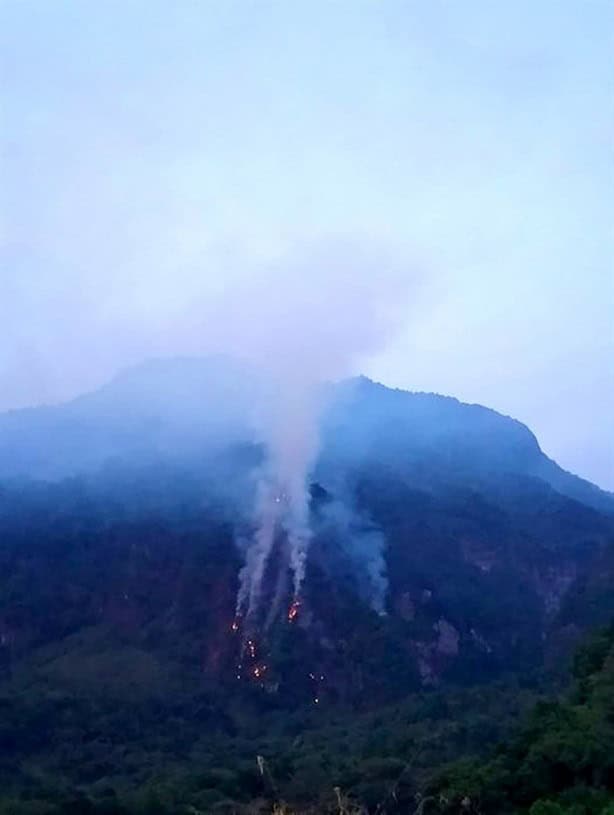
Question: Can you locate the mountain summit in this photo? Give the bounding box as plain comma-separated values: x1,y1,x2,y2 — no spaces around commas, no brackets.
1,356,613,696
0,356,611,512
1,356,614,813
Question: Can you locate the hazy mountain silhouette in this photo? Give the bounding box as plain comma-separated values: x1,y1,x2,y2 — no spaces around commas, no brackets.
0,356,611,513
1,356,614,815
1,357,613,687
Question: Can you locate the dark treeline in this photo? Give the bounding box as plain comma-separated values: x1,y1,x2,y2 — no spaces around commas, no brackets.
0,469,612,814
0,626,612,813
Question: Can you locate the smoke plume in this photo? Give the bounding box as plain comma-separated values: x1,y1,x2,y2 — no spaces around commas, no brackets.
315,493,389,615
203,237,414,626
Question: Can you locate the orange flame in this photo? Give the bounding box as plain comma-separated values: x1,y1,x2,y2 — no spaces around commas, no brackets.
288,599,301,622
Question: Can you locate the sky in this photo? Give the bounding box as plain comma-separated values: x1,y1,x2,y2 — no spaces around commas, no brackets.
1,1,613,489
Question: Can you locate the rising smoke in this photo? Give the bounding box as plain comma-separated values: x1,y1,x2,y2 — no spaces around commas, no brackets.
206,237,414,629
2,227,417,631
315,497,389,615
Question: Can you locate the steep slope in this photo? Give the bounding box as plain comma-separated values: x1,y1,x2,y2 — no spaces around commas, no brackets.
0,459,612,697
0,470,612,813
0,357,611,514
321,377,613,513
0,359,613,811
0,356,256,480
0,356,612,697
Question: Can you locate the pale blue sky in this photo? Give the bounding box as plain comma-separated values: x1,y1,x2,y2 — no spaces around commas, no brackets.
1,1,613,487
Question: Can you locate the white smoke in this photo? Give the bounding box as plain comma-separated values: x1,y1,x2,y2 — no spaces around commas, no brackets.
204,237,415,624
4,225,418,628
317,497,389,615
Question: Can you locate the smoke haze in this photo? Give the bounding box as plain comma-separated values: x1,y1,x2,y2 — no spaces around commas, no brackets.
1,0,612,487
212,239,415,624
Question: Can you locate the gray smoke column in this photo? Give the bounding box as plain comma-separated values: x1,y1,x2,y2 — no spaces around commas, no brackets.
235,480,282,618
317,497,389,615
213,237,416,624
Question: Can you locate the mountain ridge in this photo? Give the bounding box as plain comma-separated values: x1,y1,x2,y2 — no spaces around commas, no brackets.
0,356,611,513
1,357,613,812
1,355,613,698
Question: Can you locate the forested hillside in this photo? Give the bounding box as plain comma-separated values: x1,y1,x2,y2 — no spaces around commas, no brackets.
1,624,612,813
428,624,614,815
0,361,612,813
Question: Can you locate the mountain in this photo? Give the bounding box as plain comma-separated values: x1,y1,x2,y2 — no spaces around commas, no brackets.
321,376,613,513
0,356,612,686
1,357,613,812
0,356,611,512
0,356,256,481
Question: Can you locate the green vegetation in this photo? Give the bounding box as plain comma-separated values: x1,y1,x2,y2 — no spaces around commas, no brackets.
1,625,612,813
0,672,535,813
427,624,614,814
0,463,612,813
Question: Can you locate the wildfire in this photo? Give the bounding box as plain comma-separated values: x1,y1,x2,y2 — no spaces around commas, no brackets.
287,599,301,622
231,619,239,632
253,664,267,679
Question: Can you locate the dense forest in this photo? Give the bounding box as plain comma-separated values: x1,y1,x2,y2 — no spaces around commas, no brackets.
0,623,612,813
1,363,613,813
0,464,612,814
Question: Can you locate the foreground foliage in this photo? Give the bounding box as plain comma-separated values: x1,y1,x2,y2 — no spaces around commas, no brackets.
427,624,614,814
0,625,612,813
